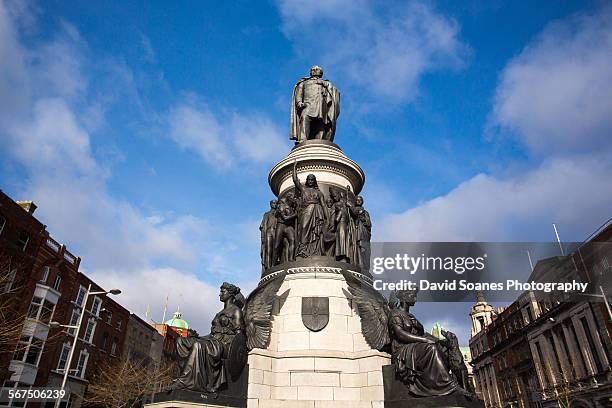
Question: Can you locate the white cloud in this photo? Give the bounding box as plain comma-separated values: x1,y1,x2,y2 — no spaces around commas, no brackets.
378,7,612,243
377,157,612,242
276,0,468,101
491,7,612,156
168,102,231,168
0,0,258,331
9,98,100,178
90,267,220,333
167,98,289,168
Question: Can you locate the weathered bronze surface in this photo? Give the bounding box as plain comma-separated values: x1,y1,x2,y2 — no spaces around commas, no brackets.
290,66,340,144
344,273,475,399
171,277,285,395
301,297,329,332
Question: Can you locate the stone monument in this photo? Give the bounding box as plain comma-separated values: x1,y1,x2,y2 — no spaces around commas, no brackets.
147,66,481,408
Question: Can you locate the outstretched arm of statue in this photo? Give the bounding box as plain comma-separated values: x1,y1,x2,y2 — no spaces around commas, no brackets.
292,160,303,193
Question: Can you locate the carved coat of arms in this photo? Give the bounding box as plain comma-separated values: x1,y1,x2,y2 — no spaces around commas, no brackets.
301,297,329,332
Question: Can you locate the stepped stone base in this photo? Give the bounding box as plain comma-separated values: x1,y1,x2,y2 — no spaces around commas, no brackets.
147,363,248,408
382,365,484,408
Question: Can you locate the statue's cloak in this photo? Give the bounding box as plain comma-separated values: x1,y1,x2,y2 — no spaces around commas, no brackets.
290,77,340,142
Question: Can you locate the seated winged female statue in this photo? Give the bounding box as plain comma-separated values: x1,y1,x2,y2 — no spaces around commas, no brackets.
387,289,459,396
172,277,285,394
344,274,473,398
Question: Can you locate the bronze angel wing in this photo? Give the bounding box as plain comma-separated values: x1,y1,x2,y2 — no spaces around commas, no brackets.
342,272,391,351
243,274,286,350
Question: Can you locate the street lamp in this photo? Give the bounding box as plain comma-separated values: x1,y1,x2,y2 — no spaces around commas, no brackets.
50,284,121,408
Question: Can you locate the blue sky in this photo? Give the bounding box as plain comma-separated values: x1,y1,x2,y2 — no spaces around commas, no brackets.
2,0,612,344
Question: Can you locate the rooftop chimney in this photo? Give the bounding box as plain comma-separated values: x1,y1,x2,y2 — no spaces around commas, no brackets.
16,201,37,215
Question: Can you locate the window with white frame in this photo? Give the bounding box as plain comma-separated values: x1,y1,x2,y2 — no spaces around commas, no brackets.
0,215,5,235
75,285,87,306
75,350,89,378
111,339,117,355
68,308,80,336
91,296,102,316
27,296,56,324
53,275,61,291
40,266,50,283
57,342,71,371
106,310,113,324
84,318,96,343
12,335,44,366
116,319,122,330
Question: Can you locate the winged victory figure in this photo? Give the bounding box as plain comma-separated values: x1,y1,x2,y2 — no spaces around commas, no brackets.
172,275,286,394
343,272,474,399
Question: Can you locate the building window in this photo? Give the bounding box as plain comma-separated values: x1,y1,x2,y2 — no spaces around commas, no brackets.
116,319,122,330
91,297,102,316
13,335,44,366
84,318,96,343
17,231,29,251
41,266,50,283
68,308,80,336
1,267,16,293
75,350,89,378
111,339,117,355
3,381,32,407
39,299,55,323
101,332,109,350
0,215,5,235
57,342,71,371
53,275,61,291
580,316,604,373
75,285,87,306
27,296,56,324
106,311,113,324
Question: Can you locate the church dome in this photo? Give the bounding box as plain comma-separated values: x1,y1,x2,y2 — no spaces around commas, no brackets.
165,311,189,330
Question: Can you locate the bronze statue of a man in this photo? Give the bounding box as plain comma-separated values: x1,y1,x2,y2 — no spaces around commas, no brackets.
290,66,340,144
260,200,278,270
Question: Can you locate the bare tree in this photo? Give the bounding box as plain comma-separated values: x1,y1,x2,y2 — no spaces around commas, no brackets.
0,253,27,354
536,369,593,408
83,358,173,408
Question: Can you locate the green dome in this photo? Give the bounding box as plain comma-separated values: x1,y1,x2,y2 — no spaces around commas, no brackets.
165,311,189,329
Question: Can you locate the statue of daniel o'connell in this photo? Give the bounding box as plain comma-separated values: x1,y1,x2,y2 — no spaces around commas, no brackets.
290,65,340,144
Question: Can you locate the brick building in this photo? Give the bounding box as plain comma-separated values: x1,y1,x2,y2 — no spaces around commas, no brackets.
469,220,612,408
0,195,47,385
0,191,131,407
123,313,163,367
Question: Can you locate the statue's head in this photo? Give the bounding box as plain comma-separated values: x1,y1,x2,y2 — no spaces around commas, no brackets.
220,282,241,302
310,65,323,78
330,189,339,202
394,288,418,308
305,174,317,188
270,200,278,209
356,196,364,206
